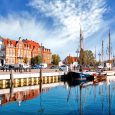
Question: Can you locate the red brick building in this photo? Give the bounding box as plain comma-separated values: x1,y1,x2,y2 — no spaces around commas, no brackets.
2,37,52,65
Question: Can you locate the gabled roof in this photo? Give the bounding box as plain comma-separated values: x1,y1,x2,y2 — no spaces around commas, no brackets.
3,38,16,46
24,39,40,48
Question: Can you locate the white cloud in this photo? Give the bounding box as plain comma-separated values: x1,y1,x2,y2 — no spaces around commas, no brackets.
0,14,47,43
29,0,107,37
0,0,111,60
28,0,109,59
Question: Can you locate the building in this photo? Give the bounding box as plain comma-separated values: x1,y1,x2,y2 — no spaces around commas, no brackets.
42,46,52,64
63,55,78,66
0,36,5,66
1,37,52,65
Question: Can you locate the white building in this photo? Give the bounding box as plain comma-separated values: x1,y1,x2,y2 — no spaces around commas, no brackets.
0,37,5,66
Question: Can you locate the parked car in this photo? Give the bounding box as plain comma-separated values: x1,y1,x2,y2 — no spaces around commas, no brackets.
1,65,14,70
50,65,59,69
59,65,68,72
39,63,47,69
22,64,30,69
32,65,41,69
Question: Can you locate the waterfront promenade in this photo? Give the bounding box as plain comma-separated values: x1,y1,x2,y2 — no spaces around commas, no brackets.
0,69,65,80
0,69,60,75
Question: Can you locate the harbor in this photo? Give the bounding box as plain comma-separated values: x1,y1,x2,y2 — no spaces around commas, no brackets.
0,73,115,114
0,0,115,114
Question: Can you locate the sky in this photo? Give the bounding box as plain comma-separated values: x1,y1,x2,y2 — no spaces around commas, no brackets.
0,0,115,60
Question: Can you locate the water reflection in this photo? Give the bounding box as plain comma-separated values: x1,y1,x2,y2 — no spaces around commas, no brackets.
0,76,115,115
64,76,115,115
0,76,63,107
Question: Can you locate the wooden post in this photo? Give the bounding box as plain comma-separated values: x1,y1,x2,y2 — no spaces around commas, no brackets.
10,69,14,85
40,68,42,93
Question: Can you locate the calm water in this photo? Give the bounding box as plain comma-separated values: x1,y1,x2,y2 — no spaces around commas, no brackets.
0,76,115,115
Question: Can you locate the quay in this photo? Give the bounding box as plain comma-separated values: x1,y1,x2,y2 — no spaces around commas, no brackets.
0,69,66,88
0,69,65,80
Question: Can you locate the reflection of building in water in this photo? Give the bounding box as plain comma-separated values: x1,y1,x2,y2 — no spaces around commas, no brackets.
0,76,61,89
0,82,64,106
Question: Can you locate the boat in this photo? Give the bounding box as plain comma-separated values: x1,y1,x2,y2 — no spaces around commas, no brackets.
102,71,115,76
68,71,94,80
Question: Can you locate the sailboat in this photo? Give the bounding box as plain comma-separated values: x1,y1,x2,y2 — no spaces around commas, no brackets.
68,26,94,80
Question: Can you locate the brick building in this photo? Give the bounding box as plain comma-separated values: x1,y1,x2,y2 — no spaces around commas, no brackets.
1,37,52,65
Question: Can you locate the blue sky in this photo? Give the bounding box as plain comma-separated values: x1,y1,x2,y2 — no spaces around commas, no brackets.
0,0,115,60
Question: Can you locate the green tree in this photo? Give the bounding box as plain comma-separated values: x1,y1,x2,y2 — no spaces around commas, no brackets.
83,50,95,66
23,57,28,64
37,55,42,64
52,54,60,65
31,55,42,65
31,57,35,65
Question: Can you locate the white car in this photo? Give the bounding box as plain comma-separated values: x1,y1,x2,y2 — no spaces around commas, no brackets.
39,63,47,69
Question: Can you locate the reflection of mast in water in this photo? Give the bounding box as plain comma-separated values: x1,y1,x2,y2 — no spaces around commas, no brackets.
80,86,83,115
67,87,71,102
101,85,104,112
38,78,44,113
108,84,111,115
94,85,96,103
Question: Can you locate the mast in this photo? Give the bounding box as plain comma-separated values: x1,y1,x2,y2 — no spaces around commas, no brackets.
102,40,104,66
80,25,84,50
79,25,84,71
108,30,111,61
95,46,96,60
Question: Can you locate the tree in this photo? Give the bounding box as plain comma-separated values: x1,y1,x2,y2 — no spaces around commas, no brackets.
83,50,95,66
23,57,28,64
31,55,42,65
52,54,60,65
31,57,35,65
66,56,73,65
67,57,73,64
37,55,42,64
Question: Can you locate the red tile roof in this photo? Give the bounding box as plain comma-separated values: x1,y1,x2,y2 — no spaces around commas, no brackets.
25,39,40,48
3,38,51,53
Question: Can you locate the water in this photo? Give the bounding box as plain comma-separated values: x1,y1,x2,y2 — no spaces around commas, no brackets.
0,76,115,115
